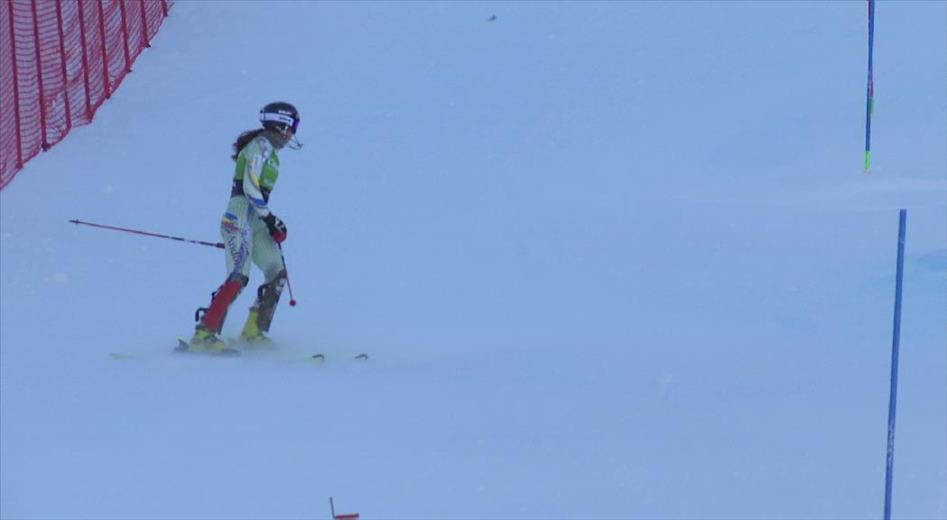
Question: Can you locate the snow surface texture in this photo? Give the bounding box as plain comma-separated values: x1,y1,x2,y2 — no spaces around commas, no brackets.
1,2,945,519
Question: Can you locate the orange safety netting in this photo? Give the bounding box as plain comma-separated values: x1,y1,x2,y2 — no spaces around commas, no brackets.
0,0,171,189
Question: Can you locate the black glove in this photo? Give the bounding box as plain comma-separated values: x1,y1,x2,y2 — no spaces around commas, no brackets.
262,213,287,243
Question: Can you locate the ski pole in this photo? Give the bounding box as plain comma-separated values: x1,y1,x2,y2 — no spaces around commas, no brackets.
69,219,225,249
278,244,297,307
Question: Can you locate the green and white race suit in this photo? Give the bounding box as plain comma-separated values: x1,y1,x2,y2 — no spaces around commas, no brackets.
220,134,284,283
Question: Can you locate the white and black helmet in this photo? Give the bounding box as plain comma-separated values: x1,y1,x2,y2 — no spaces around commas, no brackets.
259,101,300,134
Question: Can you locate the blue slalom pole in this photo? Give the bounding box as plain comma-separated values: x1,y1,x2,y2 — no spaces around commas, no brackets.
864,0,876,172
883,209,906,520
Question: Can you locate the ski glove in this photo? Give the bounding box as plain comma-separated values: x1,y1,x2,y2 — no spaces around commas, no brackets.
262,213,287,244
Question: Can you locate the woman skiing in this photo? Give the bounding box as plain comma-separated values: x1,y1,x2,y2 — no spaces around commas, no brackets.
183,102,301,353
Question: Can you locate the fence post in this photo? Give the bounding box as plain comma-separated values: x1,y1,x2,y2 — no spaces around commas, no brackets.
138,0,150,48
53,0,73,133
29,0,50,150
6,0,23,168
117,0,131,72
95,0,110,98
75,0,92,119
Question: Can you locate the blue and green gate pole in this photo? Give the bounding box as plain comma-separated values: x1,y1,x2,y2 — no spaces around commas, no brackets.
864,0,875,172
883,209,906,520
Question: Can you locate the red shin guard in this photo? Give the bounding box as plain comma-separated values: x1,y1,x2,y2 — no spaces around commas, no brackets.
200,279,244,333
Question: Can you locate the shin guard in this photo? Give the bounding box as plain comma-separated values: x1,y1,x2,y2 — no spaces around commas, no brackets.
254,269,287,333
199,274,249,333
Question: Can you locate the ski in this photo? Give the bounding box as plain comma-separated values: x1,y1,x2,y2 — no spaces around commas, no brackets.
291,353,369,363
223,338,368,362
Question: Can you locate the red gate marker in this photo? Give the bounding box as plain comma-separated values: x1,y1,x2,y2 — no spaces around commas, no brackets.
329,497,359,520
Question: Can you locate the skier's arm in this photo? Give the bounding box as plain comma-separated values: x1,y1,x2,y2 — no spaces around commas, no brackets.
242,138,273,217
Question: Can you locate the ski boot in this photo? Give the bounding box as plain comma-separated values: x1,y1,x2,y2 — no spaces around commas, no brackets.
182,326,239,355
181,274,249,355
239,308,276,349
238,273,286,349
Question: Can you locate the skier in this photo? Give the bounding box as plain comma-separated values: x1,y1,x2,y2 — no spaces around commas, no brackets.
184,102,301,353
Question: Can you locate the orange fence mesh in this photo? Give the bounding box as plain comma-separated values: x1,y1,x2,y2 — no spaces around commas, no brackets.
1,0,171,189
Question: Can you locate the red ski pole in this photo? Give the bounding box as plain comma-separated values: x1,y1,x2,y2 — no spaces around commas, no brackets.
278,244,297,307
69,219,225,249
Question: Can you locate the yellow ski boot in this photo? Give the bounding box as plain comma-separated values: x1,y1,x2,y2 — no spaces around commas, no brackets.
184,326,239,355
239,308,276,349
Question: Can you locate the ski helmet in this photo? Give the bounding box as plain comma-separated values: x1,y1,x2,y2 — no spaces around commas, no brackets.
259,102,300,134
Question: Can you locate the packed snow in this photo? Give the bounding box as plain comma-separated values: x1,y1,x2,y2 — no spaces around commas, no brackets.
2,2,945,518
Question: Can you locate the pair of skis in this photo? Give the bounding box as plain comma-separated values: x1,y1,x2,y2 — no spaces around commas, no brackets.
108,339,369,362
173,337,369,362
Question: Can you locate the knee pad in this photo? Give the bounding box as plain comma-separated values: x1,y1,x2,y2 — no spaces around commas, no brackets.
228,273,250,287
255,270,286,302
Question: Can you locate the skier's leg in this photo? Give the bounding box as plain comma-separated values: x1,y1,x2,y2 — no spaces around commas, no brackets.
191,210,252,350
255,269,287,330
198,272,250,334
240,218,286,342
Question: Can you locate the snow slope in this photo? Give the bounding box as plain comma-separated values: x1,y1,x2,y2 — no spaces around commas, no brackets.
2,2,945,518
